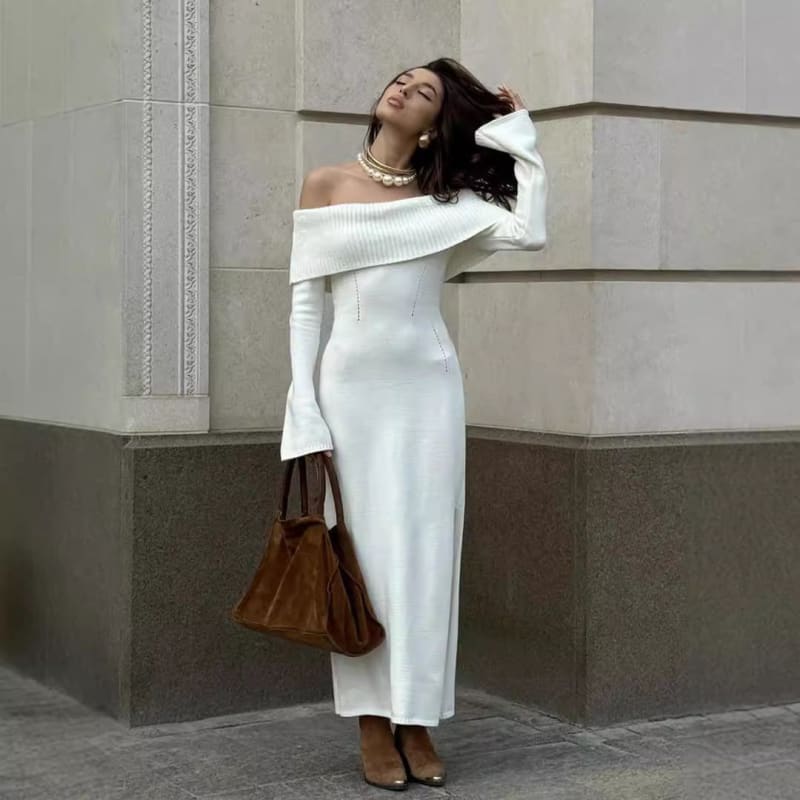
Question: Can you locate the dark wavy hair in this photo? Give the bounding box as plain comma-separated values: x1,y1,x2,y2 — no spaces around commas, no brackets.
363,57,520,211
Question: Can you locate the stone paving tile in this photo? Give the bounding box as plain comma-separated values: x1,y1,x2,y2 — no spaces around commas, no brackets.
39,768,198,800
615,720,680,738
631,709,768,740
281,772,446,799
657,714,708,731
561,734,752,800
605,733,746,776
0,775,54,800
731,761,800,800
681,719,800,767
454,688,580,734
215,706,357,751
133,699,336,737
2,696,139,789
568,767,751,800
3,726,108,770
685,710,762,732
131,731,356,794
398,784,599,800
699,709,760,724
748,705,800,721
428,715,567,759
660,761,800,800
439,739,639,797
6,734,189,798
563,736,770,800
587,725,642,741
196,781,301,799
558,731,608,746
3,664,800,800
448,695,505,723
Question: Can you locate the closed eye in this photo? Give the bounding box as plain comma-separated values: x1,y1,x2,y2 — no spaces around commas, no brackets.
394,80,433,102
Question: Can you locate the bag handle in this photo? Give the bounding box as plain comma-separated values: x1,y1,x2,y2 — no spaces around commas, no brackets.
277,453,345,529
310,452,345,529
278,455,309,517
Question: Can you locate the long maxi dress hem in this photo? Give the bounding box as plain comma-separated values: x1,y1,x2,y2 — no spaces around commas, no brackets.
279,108,548,726
331,708,457,727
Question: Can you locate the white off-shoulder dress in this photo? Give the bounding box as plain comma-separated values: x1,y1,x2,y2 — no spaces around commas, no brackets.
280,108,548,726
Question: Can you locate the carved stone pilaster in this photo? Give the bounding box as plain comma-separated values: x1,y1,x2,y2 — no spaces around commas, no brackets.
123,0,209,432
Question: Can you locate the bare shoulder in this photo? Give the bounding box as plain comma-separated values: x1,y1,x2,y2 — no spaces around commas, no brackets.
297,167,335,210
298,162,359,210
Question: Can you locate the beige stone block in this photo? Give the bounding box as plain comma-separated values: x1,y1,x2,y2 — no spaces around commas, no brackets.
299,117,367,174
745,0,800,116
533,116,593,272
298,0,458,113
210,0,295,110
594,0,745,113
660,119,800,269
30,0,67,119
27,106,123,431
210,108,296,268
209,268,289,431
121,395,209,433
0,120,30,413
441,282,459,351
593,281,800,433
592,116,660,269
461,0,593,111
1,0,32,124
64,0,121,111
118,0,143,99
458,281,594,434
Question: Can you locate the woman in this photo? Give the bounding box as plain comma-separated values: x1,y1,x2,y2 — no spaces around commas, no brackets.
280,57,548,791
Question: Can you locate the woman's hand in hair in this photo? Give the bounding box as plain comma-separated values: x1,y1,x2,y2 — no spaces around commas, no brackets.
494,83,526,116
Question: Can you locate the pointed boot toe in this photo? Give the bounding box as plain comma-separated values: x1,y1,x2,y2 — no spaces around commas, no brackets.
359,720,408,791
360,755,408,792
393,726,447,787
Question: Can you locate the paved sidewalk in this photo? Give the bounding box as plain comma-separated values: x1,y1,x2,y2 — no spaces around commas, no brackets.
2,663,799,799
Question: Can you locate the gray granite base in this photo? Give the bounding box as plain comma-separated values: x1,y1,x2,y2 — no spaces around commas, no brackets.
1,418,798,727
459,430,800,725
0,420,331,726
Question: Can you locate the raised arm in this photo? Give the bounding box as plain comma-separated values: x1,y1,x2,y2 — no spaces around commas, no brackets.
471,107,548,251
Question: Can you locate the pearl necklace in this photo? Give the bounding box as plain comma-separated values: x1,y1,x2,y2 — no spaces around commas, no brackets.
357,146,417,187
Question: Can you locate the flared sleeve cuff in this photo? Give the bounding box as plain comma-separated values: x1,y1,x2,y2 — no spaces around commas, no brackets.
471,108,548,251
280,388,333,460
279,276,334,461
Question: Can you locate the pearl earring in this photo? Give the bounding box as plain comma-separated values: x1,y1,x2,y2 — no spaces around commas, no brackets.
418,132,431,149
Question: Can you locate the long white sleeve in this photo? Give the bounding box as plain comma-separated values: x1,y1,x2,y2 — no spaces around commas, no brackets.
471,108,548,251
279,276,334,461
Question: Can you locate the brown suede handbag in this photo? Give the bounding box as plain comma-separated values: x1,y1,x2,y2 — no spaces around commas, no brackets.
230,452,386,657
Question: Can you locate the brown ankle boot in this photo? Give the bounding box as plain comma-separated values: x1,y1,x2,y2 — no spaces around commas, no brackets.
358,715,408,791
393,724,447,786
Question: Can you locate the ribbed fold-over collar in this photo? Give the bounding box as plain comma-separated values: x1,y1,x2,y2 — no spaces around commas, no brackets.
288,187,509,286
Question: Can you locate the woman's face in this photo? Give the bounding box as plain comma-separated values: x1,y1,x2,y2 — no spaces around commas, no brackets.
377,67,444,134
